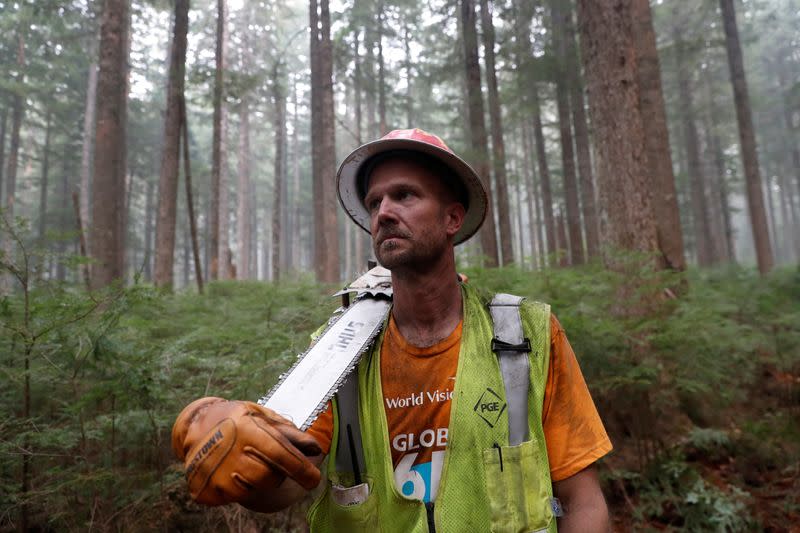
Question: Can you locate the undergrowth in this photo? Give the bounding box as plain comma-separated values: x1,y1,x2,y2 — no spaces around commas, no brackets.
1,261,798,531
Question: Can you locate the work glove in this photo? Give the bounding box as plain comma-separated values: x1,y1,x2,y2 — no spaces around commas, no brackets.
172,397,322,507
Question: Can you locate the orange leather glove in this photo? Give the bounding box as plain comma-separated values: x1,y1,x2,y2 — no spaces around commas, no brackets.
172,397,322,507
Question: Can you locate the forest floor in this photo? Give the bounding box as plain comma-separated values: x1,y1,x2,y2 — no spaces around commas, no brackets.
603,360,800,532
1,265,798,531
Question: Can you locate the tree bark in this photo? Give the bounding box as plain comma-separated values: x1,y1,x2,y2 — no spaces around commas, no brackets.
718,0,773,274
72,192,91,289
182,96,203,293
673,24,713,267
576,0,661,275
310,0,340,282
704,66,736,262
563,20,600,260
2,36,25,293
154,0,189,290
271,64,286,281
90,0,129,289
521,122,541,269
210,0,226,280
532,90,557,262
117,7,131,280
460,0,498,267
376,1,387,134
403,23,414,128
364,26,377,139
352,38,366,270
291,77,302,272
631,0,686,272
38,112,52,247
511,0,551,266
0,108,6,207
556,210,569,267
479,0,514,266
775,60,800,259
237,97,252,280
550,0,584,265
79,58,98,241
143,179,154,280
514,172,525,265
57,146,73,282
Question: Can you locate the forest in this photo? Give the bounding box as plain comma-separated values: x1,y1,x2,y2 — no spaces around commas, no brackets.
0,0,799,530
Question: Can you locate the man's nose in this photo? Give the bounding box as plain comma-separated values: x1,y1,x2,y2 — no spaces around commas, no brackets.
374,197,399,224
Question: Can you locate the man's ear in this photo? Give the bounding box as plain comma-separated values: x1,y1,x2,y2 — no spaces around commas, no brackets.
444,203,466,238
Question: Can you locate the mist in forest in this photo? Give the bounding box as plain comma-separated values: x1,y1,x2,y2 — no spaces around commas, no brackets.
1,0,799,530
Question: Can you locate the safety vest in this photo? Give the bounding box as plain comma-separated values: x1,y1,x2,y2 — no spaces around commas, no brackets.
307,284,557,533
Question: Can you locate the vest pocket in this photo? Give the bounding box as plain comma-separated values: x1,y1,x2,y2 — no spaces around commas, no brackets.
482,439,553,533
308,479,380,532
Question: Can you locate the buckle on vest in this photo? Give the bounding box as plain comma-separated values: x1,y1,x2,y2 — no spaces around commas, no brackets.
491,338,531,353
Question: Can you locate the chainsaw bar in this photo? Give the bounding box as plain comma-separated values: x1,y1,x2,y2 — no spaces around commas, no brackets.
258,267,392,431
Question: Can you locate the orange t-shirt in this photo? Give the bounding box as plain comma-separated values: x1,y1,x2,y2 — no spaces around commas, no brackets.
307,313,612,502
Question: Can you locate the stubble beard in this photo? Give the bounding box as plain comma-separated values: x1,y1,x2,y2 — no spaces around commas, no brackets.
373,229,448,272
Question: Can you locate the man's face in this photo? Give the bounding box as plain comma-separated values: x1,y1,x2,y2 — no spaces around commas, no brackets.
363,157,465,272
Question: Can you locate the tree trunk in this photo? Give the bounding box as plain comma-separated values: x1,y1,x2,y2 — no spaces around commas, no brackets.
763,173,778,259
521,122,541,269
0,108,6,207
532,90,556,262
631,0,686,272
514,173,525,265
511,0,551,266
79,58,98,240
143,179,154,280
776,170,792,263
57,147,73,282
550,0,584,266
291,77,302,272
364,26,377,139
674,24,713,267
352,39,366,270
460,0,498,267
563,12,600,260
310,0,340,282
705,67,736,262
719,0,773,274
271,65,286,282
2,36,24,293
479,0,514,266
154,0,189,290
576,0,660,274
182,96,203,293
210,0,226,280
776,61,800,260
237,98,252,280
71,192,91,288
90,0,129,289
376,1,387,134
403,23,413,128
38,112,52,247
117,8,131,280
556,211,569,267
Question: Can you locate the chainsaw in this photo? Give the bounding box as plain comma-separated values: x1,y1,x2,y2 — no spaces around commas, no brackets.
257,266,392,430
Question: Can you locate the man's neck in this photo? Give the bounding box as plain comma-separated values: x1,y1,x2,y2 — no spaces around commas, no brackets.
389,260,463,348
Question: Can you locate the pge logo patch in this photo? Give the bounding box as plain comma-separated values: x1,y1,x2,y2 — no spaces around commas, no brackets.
473,388,507,428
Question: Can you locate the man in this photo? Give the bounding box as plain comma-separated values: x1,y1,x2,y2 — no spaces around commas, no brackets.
172,129,612,532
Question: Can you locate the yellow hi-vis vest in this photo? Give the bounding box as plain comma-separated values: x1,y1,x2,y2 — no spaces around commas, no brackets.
307,284,557,532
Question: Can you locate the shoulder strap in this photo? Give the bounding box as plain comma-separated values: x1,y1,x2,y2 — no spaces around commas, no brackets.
488,293,531,446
